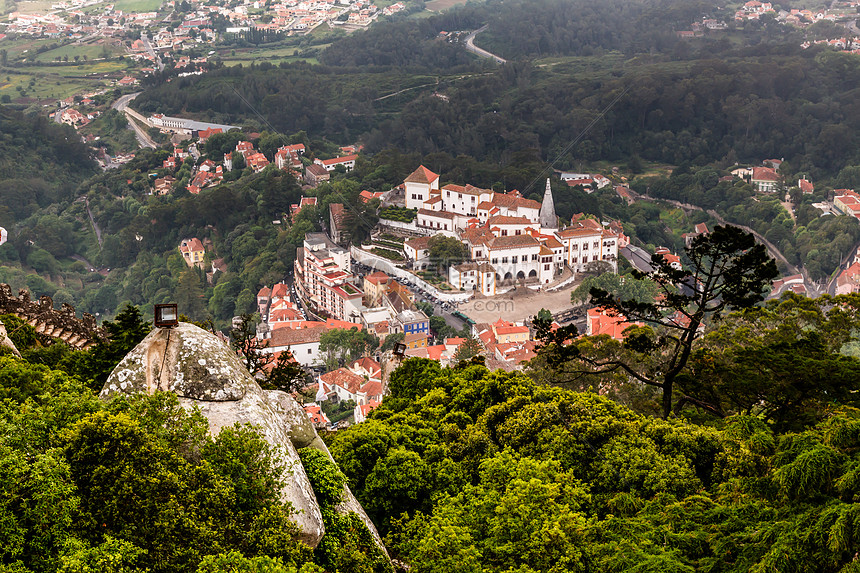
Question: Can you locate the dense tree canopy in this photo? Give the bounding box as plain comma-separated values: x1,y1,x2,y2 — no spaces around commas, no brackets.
0,312,387,573
329,357,860,572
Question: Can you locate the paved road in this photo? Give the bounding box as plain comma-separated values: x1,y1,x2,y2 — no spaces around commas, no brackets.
141,34,165,71
637,194,821,296
111,91,141,111
463,25,507,64
621,245,656,273
111,91,157,149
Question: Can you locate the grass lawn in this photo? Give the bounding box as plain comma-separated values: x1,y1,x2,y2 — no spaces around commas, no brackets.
33,43,119,62
10,0,53,14
222,54,320,66
424,0,469,11
0,70,90,100
25,59,131,76
113,0,163,11
1,36,57,59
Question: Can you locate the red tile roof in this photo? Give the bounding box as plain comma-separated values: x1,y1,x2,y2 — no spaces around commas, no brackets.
405,165,439,185
752,166,779,182
321,367,365,394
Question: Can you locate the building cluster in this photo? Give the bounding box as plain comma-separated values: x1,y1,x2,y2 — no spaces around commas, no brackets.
833,189,860,220
399,165,620,294
301,354,385,429
157,131,358,195
729,159,816,196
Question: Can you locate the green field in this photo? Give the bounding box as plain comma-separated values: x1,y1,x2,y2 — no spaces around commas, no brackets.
424,0,469,11
1,71,92,101
112,0,163,12
9,0,53,14
33,42,120,62
0,56,132,105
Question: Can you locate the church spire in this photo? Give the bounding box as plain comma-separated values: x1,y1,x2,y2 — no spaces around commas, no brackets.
539,178,557,229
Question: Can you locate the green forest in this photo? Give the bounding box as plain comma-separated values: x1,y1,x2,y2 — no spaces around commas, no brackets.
0,309,388,573
4,294,860,571
4,0,860,318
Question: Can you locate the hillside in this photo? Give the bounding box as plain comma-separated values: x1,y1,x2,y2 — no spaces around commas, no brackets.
0,107,96,225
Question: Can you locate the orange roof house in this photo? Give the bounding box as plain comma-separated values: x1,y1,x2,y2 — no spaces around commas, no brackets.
179,237,205,268
586,307,643,340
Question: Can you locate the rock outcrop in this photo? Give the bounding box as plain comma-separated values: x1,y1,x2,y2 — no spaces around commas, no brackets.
266,390,387,551
101,323,329,544
0,320,21,357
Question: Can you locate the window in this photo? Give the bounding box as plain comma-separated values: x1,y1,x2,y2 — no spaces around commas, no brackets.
583,243,588,250
593,242,599,249
471,196,476,202
512,256,518,263
446,191,450,197
308,348,312,354
515,230,521,235
571,244,578,250
502,230,508,236
458,193,462,199
476,251,482,257
572,257,578,263
532,254,538,261
492,258,498,264
502,257,509,263
583,256,588,263
544,264,550,271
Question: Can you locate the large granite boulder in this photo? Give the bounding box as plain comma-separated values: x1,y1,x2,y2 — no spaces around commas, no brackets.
101,323,326,544
266,390,386,551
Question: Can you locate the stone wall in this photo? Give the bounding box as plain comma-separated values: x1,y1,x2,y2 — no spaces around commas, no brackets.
0,284,103,349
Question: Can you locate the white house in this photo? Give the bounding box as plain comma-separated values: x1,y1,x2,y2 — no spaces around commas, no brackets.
404,236,432,269
449,261,496,295
261,325,328,366
404,165,440,209
555,217,618,273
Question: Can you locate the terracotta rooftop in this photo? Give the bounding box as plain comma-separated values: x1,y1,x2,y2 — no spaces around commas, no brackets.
405,165,439,185
418,208,456,219
268,325,328,347
321,367,365,394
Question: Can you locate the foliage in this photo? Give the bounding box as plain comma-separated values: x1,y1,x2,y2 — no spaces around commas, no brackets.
379,332,404,353
59,304,151,391
427,236,468,271
378,207,416,223
0,349,316,573
329,357,860,572
545,225,779,418
318,328,379,371
230,315,306,393
452,337,482,363
0,107,95,225
570,272,657,306
298,448,392,573
682,294,860,430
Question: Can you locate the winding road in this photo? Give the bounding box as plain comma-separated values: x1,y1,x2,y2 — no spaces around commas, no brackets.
636,194,822,296
463,25,507,64
112,92,157,149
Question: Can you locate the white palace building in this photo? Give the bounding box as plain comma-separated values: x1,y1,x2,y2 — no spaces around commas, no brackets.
401,165,620,296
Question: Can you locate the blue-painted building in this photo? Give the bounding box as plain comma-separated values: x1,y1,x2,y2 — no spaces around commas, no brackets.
397,309,430,335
